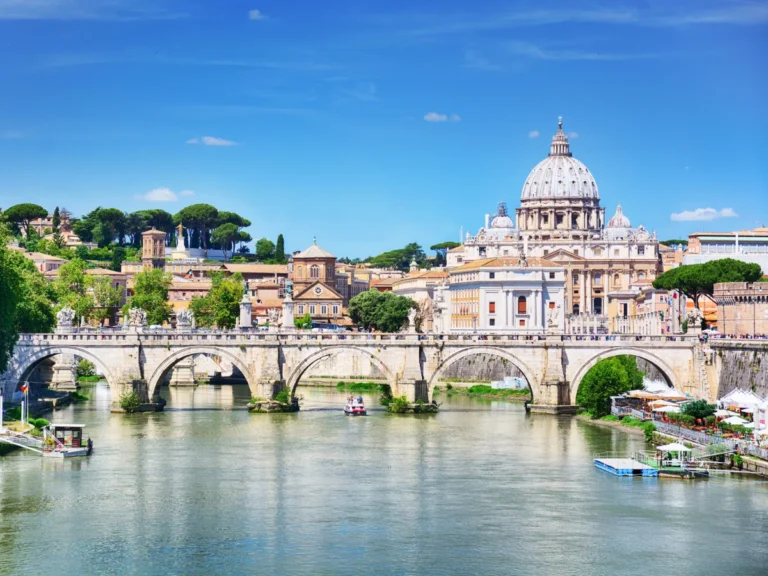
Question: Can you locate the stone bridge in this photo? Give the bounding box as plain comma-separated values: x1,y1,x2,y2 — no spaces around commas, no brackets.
0,331,704,413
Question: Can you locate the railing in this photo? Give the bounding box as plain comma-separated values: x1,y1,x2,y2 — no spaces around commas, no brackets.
653,420,768,461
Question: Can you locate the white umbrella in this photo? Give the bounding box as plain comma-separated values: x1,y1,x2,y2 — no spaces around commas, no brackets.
653,405,681,413
723,415,748,425
657,442,691,452
743,422,756,429
754,428,768,436
715,409,738,418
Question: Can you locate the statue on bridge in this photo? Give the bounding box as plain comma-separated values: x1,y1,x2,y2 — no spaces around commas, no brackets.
267,307,280,326
127,307,148,328
176,309,195,329
547,304,561,328
686,307,703,334
56,307,76,331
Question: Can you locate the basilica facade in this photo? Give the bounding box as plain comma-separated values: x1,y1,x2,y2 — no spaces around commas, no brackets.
446,120,661,321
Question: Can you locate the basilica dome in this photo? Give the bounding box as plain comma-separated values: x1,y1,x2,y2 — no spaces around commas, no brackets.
520,120,599,201
607,204,631,228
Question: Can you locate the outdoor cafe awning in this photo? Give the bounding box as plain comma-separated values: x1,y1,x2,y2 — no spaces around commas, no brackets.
652,405,681,413
657,443,691,452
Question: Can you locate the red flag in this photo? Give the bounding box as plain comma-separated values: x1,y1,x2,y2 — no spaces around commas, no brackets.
20,383,28,394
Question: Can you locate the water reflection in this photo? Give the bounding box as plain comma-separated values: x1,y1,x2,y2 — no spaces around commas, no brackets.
0,382,766,575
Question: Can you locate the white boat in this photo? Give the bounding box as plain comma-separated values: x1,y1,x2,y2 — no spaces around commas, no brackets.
43,424,92,458
344,398,366,416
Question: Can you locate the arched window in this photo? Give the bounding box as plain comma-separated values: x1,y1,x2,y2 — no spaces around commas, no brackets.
297,267,303,279
638,273,646,281
613,274,620,286
310,265,319,278
517,296,527,315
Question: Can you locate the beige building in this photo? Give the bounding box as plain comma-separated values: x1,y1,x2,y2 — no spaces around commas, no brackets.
391,270,448,331
289,241,345,324
447,119,662,322
713,282,768,336
685,227,768,273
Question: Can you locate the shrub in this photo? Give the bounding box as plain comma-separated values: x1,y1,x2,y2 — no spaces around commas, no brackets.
387,395,410,413
705,415,716,426
468,385,494,395
70,391,89,402
275,388,291,404
642,422,656,442
600,414,620,422
119,391,141,413
621,416,644,428
76,359,96,378
681,399,716,420
28,417,50,429
679,414,696,427
5,407,22,421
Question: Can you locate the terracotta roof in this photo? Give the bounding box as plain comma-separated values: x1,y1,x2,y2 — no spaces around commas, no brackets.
392,270,448,284
19,251,67,262
253,298,284,309
223,263,288,274
450,257,560,271
170,281,212,290
294,243,335,259
85,268,126,276
370,277,400,287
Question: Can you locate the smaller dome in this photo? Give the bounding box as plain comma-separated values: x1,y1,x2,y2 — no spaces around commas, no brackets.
607,204,631,228
491,215,514,228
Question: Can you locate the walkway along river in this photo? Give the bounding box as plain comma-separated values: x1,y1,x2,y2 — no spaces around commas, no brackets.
1,383,767,575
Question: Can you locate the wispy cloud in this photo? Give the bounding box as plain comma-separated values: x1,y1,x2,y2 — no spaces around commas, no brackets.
248,8,267,21
424,112,461,123
136,187,181,202
397,2,768,36
463,50,501,71
0,0,185,21
0,130,24,139
187,136,238,146
528,130,540,138
670,207,739,222
507,41,658,61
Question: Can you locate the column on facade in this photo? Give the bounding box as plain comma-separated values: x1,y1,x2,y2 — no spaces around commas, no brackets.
579,271,585,313
585,271,592,314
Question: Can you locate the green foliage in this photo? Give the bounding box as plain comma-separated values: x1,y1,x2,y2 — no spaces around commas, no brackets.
660,239,688,247
5,407,22,421
681,399,716,420
349,289,417,332
620,416,645,427
643,421,657,442
122,268,172,325
368,242,426,272
174,204,219,254
72,207,128,247
335,382,383,392
387,395,410,413
430,241,461,266
255,237,275,261
54,258,94,322
91,275,124,325
110,246,126,272
28,418,50,429
211,223,240,261
576,356,644,418
70,391,90,402
275,388,291,404
653,258,762,306
119,391,141,413
464,384,530,398
4,203,48,237
189,272,244,328
600,414,620,422
52,207,61,232
294,312,313,329
76,359,96,377
275,234,286,263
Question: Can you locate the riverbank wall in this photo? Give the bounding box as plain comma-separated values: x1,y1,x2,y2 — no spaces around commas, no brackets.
710,340,768,399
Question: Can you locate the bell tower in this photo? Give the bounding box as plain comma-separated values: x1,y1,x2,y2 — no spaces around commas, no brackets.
142,228,167,271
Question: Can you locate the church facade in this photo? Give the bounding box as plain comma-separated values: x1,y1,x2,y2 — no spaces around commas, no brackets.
446,119,661,321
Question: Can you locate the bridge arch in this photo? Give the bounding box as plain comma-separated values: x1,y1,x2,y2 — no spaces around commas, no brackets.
147,346,257,400
569,348,678,405
286,346,396,397
6,345,117,391
427,346,540,401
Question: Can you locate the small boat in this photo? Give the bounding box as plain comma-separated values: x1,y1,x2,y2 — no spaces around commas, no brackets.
344,398,366,416
43,424,92,458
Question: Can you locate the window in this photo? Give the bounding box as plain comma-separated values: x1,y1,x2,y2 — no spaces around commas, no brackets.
489,272,495,279
543,249,549,256
517,296,527,314
637,273,645,281
298,305,304,314
614,249,619,256
332,305,339,315
489,318,495,326
549,272,555,279
573,304,580,315
549,302,555,309
503,250,508,256
573,249,579,256
638,246,645,255
310,265,319,278
613,274,620,286
310,305,316,314
573,274,579,285
489,302,496,313
594,273,601,283
297,267,303,279
572,214,579,227
321,305,327,314
519,319,526,327
556,214,564,226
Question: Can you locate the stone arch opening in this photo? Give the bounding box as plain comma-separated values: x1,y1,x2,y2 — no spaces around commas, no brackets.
287,347,396,398
8,346,116,394
569,348,678,405
147,347,257,401
427,347,539,402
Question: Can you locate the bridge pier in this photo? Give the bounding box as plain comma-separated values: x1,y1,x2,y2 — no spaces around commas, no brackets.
50,354,78,392
169,358,197,387
393,379,429,403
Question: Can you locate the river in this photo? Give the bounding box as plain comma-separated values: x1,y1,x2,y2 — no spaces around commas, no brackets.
1,383,767,575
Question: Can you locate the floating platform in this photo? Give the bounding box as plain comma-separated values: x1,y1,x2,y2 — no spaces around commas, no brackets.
594,457,659,477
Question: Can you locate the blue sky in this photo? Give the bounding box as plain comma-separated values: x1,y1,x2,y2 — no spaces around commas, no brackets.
0,0,766,258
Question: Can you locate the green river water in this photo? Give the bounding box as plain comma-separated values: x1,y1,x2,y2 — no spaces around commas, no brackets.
1,383,767,575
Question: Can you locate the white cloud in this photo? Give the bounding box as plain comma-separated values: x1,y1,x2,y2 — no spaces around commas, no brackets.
528,130,539,138
136,187,179,202
248,9,267,21
424,112,461,123
670,207,739,222
568,131,579,139
179,190,195,197
187,136,238,146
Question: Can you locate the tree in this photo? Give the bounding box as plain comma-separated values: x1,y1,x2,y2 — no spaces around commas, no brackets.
294,312,312,329
349,290,417,332
653,258,762,306
53,258,94,323
188,272,244,328
255,238,275,261
681,399,715,421
237,231,252,254
110,246,126,272
212,223,240,262
275,234,286,263
174,204,219,256
52,206,61,232
216,211,251,228
91,275,124,325
660,239,688,248
4,203,48,238
368,243,426,271
52,231,65,249
430,241,461,267
576,356,645,417
123,268,172,325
